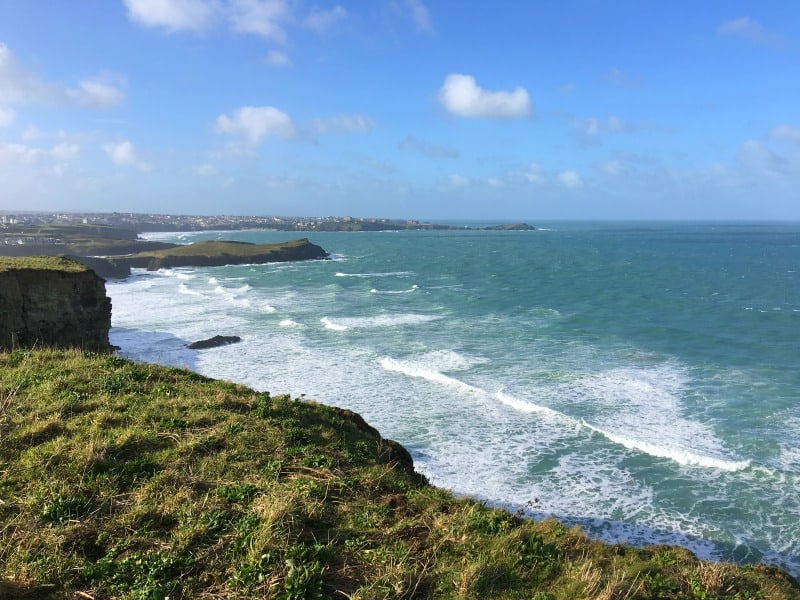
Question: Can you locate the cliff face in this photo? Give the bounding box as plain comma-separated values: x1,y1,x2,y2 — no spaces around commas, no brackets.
0,258,111,352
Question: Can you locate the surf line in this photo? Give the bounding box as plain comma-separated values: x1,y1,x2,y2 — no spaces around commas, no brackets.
580,419,751,472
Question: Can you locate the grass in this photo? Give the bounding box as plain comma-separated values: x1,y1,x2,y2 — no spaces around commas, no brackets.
128,238,317,259
1,348,798,599
0,256,90,273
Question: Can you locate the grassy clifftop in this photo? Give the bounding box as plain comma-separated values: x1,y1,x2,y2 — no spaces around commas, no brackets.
1,349,798,599
0,256,90,273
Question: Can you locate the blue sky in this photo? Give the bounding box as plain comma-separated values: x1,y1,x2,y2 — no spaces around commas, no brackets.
0,1,798,220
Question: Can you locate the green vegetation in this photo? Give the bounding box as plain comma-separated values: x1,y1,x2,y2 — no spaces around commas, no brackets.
1,349,798,599
0,256,90,273
131,238,315,259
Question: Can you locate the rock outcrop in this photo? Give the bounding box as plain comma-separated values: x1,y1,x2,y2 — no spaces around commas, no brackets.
0,257,111,352
187,335,242,350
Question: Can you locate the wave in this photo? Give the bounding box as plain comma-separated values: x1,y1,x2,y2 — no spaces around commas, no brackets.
496,389,566,418
336,271,413,278
580,419,751,471
320,317,349,331
379,357,484,394
370,285,419,294
321,314,439,331
261,304,278,313
177,283,202,296
279,319,300,328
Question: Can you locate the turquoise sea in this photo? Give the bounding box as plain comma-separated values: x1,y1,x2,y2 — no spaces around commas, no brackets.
107,222,800,576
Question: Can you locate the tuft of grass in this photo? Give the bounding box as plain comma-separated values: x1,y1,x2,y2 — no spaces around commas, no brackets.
1,348,799,599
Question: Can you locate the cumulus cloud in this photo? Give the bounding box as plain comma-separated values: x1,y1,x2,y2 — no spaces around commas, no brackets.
558,170,583,188
574,115,645,145
309,114,374,134
228,0,290,42
438,74,531,119
0,106,14,127
399,135,458,158
214,105,296,144
122,0,218,32
303,5,347,32
718,17,788,47
103,140,152,171
768,124,800,143
0,44,124,109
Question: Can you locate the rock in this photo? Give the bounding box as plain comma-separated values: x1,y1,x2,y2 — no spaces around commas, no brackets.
187,335,242,350
0,257,111,352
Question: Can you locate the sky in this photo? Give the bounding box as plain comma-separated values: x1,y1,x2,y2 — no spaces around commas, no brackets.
0,1,798,220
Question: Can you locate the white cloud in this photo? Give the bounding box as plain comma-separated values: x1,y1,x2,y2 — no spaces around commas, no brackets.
103,140,152,171
399,135,458,158
523,162,543,183
68,77,125,109
402,0,434,34
0,44,124,109
214,105,296,144
487,177,505,188
303,5,347,32
122,0,218,32
558,170,583,188
228,0,290,42
738,140,789,175
768,124,800,143
264,50,291,66
309,114,374,134
0,142,79,165
0,106,14,127
448,173,470,187
718,17,788,47
438,74,531,119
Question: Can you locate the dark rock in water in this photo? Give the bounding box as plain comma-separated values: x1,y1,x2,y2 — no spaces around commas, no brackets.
187,335,242,350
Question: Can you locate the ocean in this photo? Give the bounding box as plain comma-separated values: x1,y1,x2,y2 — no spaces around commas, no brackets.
107,221,800,577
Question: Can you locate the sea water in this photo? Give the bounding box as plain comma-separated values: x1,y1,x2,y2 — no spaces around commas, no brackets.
107,222,800,577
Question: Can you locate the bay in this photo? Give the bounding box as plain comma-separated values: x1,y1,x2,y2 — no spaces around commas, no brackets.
107,221,800,576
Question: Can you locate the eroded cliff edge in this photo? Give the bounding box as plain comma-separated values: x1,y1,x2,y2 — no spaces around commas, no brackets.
0,257,111,352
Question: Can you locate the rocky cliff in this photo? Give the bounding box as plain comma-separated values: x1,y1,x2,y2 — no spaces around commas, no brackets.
0,257,111,352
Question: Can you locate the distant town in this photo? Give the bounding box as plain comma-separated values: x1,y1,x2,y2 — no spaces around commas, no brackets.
0,211,535,241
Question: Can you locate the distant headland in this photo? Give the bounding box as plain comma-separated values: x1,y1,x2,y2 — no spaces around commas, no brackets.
0,212,535,278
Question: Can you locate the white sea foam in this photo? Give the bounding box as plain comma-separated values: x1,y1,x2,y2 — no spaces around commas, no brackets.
495,388,565,418
261,304,278,313
321,316,349,331
371,284,419,294
336,271,412,278
580,419,751,471
279,319,301,327
379,357,484,394
321,314,439,331
178,283,202,296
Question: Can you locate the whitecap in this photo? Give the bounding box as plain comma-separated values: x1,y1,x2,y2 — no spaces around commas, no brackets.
379,357,484,394
580,419,751,471
279,319,301,328
321,314,439,330
335,271,413,278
